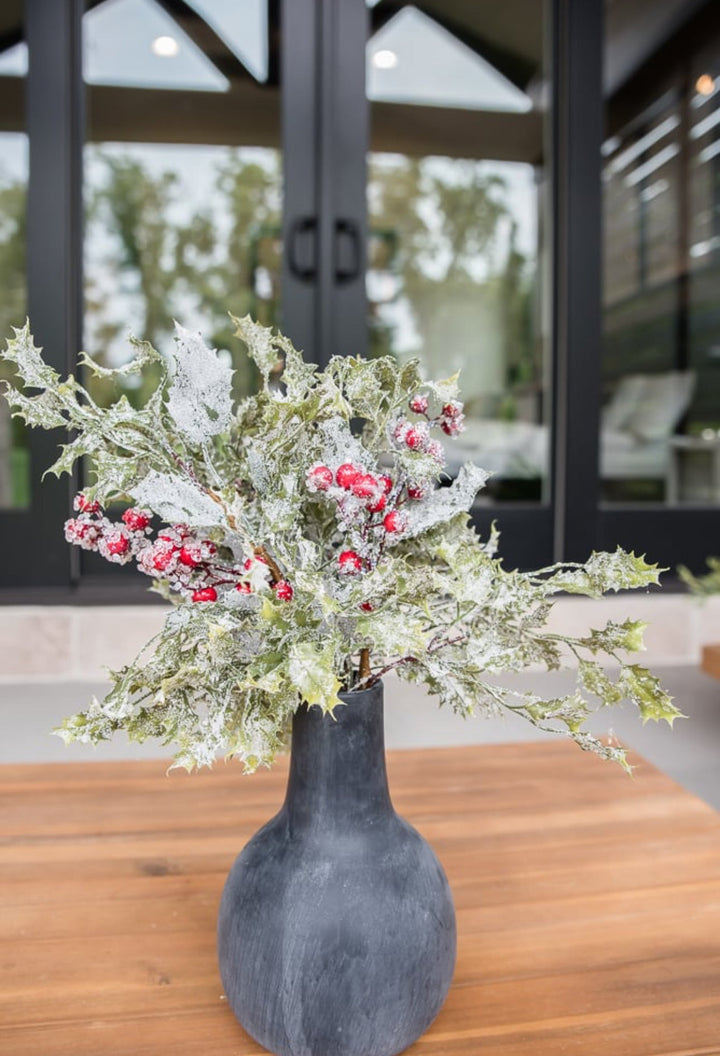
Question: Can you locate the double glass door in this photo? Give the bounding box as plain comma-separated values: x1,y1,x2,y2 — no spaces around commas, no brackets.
0,0,558,589
80,0,553,578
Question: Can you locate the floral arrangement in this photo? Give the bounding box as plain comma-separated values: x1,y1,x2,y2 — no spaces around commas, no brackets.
1,317,680,770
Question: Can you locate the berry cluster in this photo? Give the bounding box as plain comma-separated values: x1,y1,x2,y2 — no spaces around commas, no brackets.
394,392,466,455
306,461,409,577
64,494,293,604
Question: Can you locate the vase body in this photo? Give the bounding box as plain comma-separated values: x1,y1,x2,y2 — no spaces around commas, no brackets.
217,681,456,1056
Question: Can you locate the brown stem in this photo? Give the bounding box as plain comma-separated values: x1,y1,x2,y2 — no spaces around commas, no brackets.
358,647,372,684
253,545,283,585
363,654,417,686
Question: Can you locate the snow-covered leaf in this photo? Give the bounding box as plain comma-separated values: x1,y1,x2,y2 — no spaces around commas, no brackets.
166,324,233,444
130,471,225,526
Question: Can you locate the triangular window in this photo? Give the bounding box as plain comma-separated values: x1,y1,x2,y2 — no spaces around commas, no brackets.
368,6,531,113
185,0,268,83
0,43,27,78
84,0,229,92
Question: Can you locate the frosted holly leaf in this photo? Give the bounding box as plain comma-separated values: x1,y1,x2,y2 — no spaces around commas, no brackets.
401,463,490,540
288,641,343,713
619,665,684,726
577,619,648,655
423,371,460,405
316,418,372,473
166,324,234,445
548,548,662,597
79,336,162,379
4,322,60,390
6,389,67,429
231,313,284,385
130,471,225,527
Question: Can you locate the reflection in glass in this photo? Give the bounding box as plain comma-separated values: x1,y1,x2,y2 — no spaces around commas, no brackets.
83,0,281,414
602,1,720,504
85,145,281,406
368,3,548,503
84,0,229,91
0,6,30,510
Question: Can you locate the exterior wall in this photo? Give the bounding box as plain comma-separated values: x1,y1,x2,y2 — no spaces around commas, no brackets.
0,594,717,682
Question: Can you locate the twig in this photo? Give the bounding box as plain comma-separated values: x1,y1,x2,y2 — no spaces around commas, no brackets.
254,545,282,584
358,647,372,684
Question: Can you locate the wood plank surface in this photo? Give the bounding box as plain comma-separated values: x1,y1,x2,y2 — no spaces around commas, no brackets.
701,644,720,681
1,741,719,1056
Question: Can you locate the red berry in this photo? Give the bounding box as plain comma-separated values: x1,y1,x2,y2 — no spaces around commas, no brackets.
75,493,100,514
383,510,407,534
441,418,462,437
405,427,427,451
338,550,363,575
235,581,252,594
274,580,294,601
336,463,361,489
105,534,130,556
409,394,429,414
179,546,202,568
243,554,267,571
121,507,150,531
307,465,334,492
152,544,177,571
426,439,444,463
360,602,374,612
407,484,426,500
192,587,217,603
367,493,387,514
442,401,463,419
379,475,393,494
351,473,379,499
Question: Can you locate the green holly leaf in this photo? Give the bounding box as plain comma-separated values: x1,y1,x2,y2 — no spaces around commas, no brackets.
288,641,342,713
620,665,684,726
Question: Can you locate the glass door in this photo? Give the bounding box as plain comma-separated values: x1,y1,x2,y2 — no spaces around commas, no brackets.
79,0,311,586
366,0,553,567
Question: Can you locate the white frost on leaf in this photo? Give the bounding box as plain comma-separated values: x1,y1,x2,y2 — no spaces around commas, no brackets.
130,471,225,527
166,324,234,445
401,462,490,540
231,314,282,383
316,418,372,472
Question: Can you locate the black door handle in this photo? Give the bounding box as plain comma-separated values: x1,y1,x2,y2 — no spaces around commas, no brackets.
334,218,362,284
288,217,317,281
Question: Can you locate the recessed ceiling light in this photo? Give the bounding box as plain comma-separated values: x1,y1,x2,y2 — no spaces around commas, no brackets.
373,49,398,70
152,35,179,58
696,73,715,97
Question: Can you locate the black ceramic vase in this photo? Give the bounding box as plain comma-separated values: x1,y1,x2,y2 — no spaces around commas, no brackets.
217,680,457,1056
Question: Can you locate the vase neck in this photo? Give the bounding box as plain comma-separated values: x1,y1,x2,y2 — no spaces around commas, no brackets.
284,681,392,832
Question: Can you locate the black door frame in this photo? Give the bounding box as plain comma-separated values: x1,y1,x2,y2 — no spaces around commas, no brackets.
0,0,83,593
4,0,714,595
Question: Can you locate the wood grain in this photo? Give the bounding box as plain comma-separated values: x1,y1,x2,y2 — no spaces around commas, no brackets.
1,741,720,1056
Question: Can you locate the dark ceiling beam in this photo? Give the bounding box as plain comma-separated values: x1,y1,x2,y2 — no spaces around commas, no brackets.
370,1,536,90
607,0,720,136
0,28,23,54
153,0,257,83
267,0,280,87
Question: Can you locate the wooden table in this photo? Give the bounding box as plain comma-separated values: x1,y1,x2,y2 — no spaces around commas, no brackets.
701,644,720,682
2,742,720,1056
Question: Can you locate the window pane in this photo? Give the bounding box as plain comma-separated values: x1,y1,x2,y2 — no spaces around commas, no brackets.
602,0,720,505
83,0,282,417
367,2,549,504
0,3,30,510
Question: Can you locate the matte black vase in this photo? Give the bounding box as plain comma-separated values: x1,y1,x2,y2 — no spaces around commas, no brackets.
217,680,457,1056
